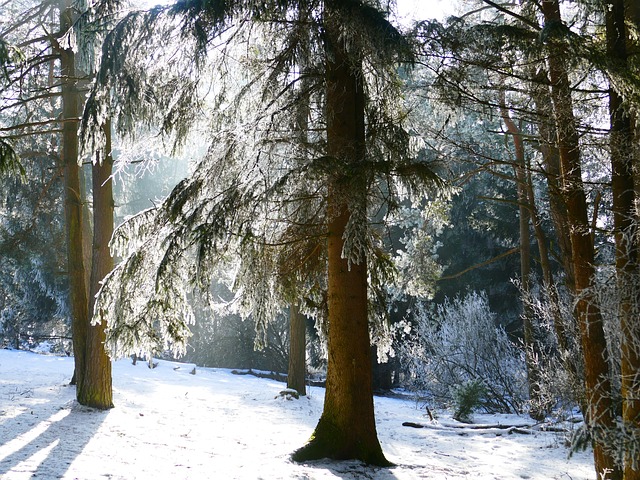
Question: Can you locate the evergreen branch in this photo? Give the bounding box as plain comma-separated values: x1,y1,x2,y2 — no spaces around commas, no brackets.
0,164,62,250
0,137,24,177
4,129,64,139
0,90,62,113
0,38,26,82
480,0,541,31
0,118,80,132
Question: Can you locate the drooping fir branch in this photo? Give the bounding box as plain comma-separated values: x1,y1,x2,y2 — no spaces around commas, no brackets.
0,39,26,177
0,137,24,177
88,0,445,359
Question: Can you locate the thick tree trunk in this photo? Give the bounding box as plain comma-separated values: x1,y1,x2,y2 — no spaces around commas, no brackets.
78,121,114,409
606,1,640,477
60,0,89,391
287,304,307,396
541,2,620,477
292,4,388,465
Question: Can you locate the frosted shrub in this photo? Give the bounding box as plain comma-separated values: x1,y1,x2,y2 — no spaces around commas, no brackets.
525,283,585,418
401,291,527,414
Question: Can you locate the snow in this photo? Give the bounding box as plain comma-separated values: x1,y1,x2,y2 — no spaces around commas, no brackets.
0,349,595,479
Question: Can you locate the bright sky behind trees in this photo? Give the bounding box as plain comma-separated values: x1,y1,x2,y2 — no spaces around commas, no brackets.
134,0,453,24
395,0,453,23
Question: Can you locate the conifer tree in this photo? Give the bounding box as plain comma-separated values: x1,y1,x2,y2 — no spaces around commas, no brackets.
1,0,115,409
59,0,91,394
0,39,23,175
605,0,640,477
84,0,438,464
412,0,640,475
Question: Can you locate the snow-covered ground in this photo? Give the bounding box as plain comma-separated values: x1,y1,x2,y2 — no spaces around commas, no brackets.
0,349,595,479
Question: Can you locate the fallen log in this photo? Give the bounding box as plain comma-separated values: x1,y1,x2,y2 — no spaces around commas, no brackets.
402,422,424,429
438,421,535,430
402,421,537,436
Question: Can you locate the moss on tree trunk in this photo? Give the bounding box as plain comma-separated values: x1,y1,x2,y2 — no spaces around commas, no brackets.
292,5,389,466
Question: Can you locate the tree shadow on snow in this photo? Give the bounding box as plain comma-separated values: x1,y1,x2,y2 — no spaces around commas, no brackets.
0,399,108,478
299,459,403,480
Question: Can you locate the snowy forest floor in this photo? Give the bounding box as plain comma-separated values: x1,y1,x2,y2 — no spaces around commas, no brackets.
0,349,595,479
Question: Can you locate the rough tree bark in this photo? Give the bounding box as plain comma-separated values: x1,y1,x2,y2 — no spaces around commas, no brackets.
60,0,89,391
287,304,307,397
606,1,640,477
531,73,583,401
532,71,575,296
77,120,114,409
541,1,620,477
291,3,389,465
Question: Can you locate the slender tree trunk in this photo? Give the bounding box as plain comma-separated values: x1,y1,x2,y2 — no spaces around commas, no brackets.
60,0,89,391
500,97,543,420
541,2,620,477
78,120,114,409
525,159,561,333
531,72,581,397
80,164,93,296
287,21,309,398
70,163,92,387
287,304,307,396
532,72,575,295
292,4,388,465
606,1,640,477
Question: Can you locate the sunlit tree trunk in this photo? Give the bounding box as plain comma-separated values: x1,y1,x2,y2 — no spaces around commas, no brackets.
606,1,640,477
532,72,575,296
78,120,114,409
541,1,620,477
500,97,543,420
531,74,583,401
292,3,388,465
287,304,306,396
60,0,89,391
